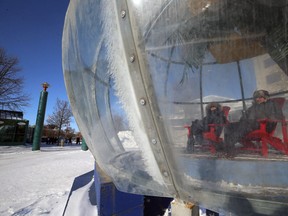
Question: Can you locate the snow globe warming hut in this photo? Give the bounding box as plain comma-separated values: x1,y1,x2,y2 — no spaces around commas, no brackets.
62,0,288,215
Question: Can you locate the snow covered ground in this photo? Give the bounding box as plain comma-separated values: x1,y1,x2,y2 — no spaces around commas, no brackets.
0,141,211,216
0,143,97,216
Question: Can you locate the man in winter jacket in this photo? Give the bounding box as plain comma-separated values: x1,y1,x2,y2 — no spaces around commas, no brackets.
224,89,284,155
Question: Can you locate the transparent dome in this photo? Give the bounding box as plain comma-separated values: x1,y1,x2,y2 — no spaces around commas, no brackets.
62,0,288,214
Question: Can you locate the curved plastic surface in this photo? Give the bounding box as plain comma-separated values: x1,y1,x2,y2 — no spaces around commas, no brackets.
62,0,288,214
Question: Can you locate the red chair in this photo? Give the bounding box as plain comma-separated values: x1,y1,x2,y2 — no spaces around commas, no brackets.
240,97,288,157
185,106,230,153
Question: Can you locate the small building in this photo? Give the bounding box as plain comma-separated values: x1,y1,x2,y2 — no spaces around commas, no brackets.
0,110,29,146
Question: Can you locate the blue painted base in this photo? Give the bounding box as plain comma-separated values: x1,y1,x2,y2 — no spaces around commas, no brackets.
94,163,173,216
94,163,144,216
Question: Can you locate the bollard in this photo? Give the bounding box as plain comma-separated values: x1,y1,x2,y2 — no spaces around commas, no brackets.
81,138,88,151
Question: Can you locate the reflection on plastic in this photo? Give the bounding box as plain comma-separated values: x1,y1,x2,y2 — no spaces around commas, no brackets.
62,0,288,214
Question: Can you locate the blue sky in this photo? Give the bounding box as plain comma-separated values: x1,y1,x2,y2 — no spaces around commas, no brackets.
0,0,79,130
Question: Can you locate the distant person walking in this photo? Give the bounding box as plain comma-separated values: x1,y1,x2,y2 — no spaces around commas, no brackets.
76,137,80,145
60,138,64,147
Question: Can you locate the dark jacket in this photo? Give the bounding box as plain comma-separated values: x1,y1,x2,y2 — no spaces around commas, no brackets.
191,102,226,137
203,102,226,136
242,99,284,132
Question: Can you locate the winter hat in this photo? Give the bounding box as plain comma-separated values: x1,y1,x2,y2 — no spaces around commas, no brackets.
205,102,221,114
253,90,270,99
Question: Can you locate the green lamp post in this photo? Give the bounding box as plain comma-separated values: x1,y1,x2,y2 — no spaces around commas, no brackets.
32,82,49,151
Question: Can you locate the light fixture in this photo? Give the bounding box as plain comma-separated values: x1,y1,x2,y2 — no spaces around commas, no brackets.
42,82,50,92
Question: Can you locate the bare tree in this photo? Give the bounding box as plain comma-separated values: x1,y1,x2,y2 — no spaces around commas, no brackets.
46,98,73,144
0,48,30,110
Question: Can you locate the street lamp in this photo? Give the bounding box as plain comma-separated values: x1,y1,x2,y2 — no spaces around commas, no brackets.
42,82,50,92
32,82,49,151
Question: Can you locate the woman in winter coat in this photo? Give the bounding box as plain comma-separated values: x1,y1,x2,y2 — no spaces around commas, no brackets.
186,102,226,152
